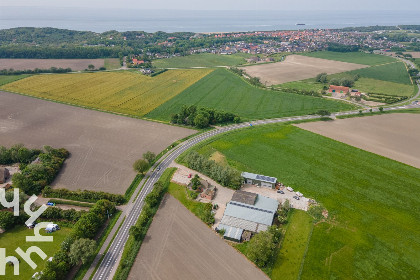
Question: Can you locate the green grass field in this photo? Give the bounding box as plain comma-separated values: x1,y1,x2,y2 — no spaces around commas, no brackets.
0,75,31,86
0,225,72,280
104,58,121,70
189,123,420,279
349,62,412,85
302,51,396,65
276,80,325,92
153,53,250,68
271,210,313,280
146,69,354,121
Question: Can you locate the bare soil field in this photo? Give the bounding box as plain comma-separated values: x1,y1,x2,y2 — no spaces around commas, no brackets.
296,113,420,169
0,58,111,71
241,55,368,85
128,195,268,280
0,91,195,194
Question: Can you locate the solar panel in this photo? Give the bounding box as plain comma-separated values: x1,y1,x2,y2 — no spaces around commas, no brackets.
256,175,276,183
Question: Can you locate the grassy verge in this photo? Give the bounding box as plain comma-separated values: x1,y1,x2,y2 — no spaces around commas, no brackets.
0,74,31,86
336,107,420,119
124,174,144,202
73,210,122,280
271,210,313,280
167,182,214,225
48,198,94,208
113,168,176,280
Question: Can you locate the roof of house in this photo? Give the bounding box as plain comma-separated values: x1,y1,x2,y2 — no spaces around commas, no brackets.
217,224,243,240
231,190,257,205
241,172,277,184
329,85,350,92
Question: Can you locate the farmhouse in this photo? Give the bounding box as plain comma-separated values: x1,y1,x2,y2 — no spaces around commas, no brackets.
0,168,10,184
329,85,350,94
242,172,277,189
217,190,279,242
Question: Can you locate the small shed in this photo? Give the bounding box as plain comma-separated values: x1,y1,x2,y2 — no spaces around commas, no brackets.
0,168,10,184
217,224,243,242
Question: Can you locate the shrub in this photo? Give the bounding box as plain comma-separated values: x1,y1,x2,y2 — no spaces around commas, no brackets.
0,211,16,229
42,187,125,205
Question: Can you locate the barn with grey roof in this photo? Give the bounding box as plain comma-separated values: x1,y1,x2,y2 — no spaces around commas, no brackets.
217,190,279,242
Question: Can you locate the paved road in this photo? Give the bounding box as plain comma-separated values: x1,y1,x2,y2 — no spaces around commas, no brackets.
91,104,419,280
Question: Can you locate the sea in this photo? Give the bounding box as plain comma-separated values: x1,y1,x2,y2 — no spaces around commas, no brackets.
0,7,419,33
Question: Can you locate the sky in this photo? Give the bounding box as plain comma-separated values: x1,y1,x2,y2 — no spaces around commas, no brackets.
1,0,419,10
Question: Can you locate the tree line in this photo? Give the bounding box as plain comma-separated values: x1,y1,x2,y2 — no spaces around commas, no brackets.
171,105,240,128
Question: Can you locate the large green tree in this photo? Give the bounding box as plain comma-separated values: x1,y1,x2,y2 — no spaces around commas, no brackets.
69,238,97,265
246,230,276,268
133,159,150,174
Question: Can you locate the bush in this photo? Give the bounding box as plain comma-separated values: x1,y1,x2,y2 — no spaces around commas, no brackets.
246,228,277,268
0,211,16,229
42,187,125,205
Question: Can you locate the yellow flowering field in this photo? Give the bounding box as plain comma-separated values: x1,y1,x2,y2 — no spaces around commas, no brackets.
1,69,212,117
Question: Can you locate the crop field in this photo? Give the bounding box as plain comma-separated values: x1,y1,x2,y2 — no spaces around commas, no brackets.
128,195,268,280
302,51,396,65
0,74,30,86
276,80,325,92
104,58,121,69
241,55,368,85
0,91,195,194
146,69,355,121
189,123,420,279
0,225,72,280
152,53,249,68
1,69,212,117
347,62,412,85
0,58,113,71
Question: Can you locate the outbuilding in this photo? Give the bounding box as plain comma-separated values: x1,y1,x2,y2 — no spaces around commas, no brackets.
0,168,10,184
241,172,277,189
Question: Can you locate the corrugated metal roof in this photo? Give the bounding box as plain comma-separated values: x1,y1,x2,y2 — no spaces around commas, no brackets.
218,224,243,241
221,215,258,232
241,172,277,184
223,199,277,226
231,190,257,205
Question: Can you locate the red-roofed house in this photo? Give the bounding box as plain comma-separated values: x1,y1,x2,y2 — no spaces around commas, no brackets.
328,85,350,94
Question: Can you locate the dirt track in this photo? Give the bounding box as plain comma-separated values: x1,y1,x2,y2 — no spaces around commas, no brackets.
128,195,268,280
296,113,420,169
0,91,195,194
241,55,368,85
0,59,108,71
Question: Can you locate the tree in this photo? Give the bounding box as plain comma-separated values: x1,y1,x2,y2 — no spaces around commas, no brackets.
246,230,276,268
69,238,97,265
87,64,95,70
0,211,15,229
193,113,209,128
190,174,200,190
340,78,355,87
379,107,384,112
133,159,149,174
329,78,340,86
143,151,156,164
315,73,328,83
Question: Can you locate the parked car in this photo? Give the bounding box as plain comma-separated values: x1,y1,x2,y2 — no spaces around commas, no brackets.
27,221,37,229
188,174,192,178
293,196,300,200
46,202,55,206
277,190,284,194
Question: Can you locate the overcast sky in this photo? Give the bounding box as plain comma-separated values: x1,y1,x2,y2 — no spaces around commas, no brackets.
1,0,419,10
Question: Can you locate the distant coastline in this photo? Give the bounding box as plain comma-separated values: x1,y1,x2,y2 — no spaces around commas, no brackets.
0,8,419,33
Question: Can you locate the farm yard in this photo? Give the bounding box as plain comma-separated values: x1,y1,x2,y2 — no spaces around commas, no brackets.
296,113,420,169
0,91,195,194
240,55,368,85
187,122,420,280
146,68,355,121
0,58,120,71
152,53,250,68
1,69,212,117
128,195,268,280
0,225,72,280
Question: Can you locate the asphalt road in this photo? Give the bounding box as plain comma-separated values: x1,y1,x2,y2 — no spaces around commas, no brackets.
92,103,419,280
